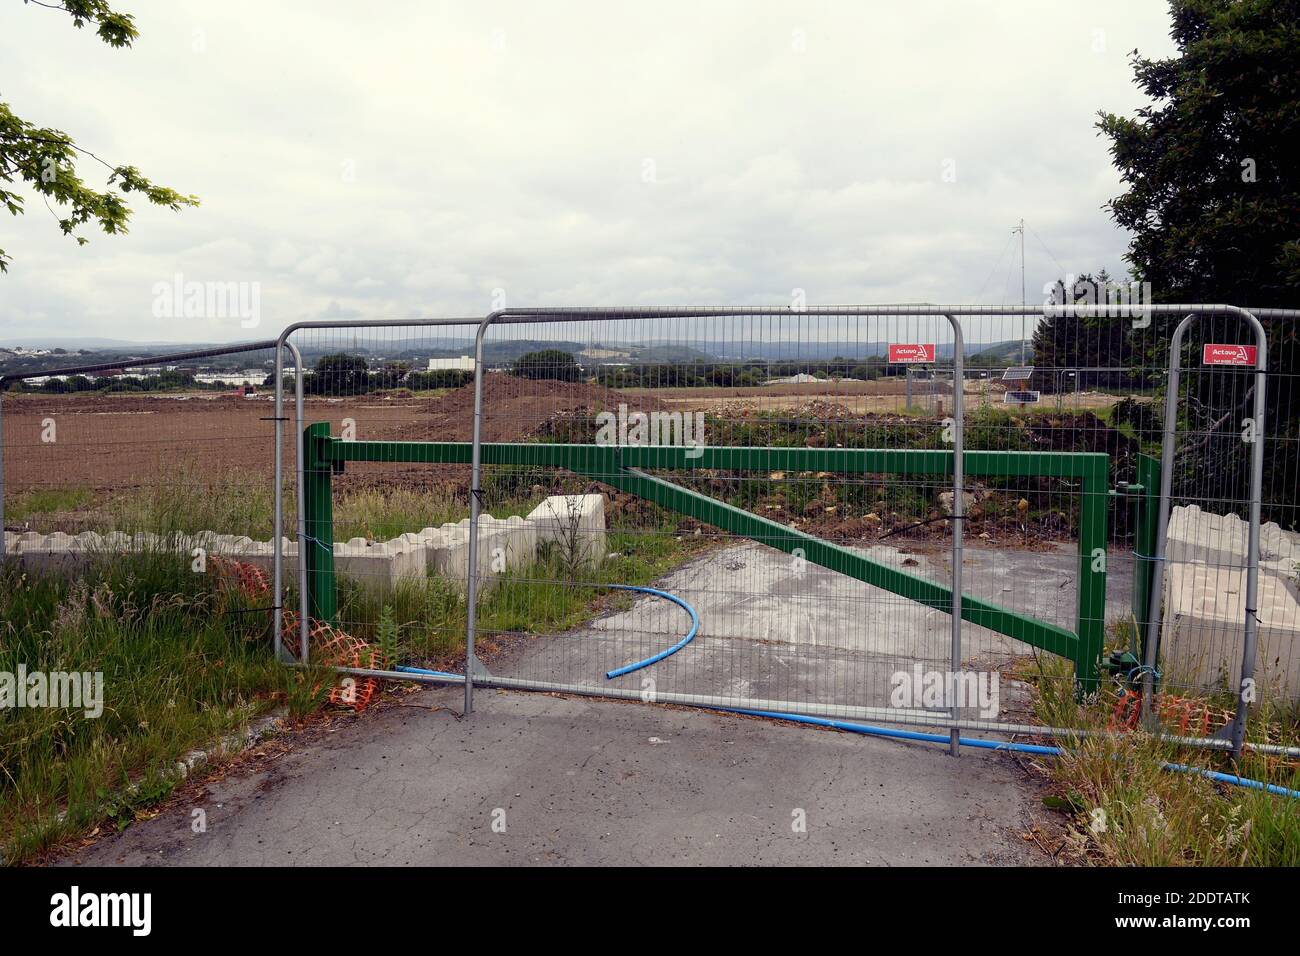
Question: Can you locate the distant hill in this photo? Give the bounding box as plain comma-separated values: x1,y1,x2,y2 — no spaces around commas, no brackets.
2,334,1029,380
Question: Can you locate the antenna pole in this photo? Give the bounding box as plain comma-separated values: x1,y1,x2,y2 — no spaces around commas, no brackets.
1014,219,1026,364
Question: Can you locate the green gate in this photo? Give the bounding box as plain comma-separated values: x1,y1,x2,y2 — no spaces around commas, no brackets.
299,423,1111,691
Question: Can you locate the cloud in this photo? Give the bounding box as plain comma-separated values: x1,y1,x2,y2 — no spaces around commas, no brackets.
0,0,1175,343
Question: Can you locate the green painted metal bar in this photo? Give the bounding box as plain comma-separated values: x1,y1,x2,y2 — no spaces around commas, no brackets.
302,423,337,625
332,438,1105,480
606,465,1081,660
309,435,1109,682
1075,456,1110,692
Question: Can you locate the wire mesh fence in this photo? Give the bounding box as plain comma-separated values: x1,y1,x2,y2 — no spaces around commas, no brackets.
2,304,1294,748
278,321,485,665
465,311,970,721
1148,313,1298,719
0,341,284,555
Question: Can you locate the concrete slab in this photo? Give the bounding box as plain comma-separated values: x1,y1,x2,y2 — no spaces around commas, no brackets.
56,688,1044,867
493,541,1134,717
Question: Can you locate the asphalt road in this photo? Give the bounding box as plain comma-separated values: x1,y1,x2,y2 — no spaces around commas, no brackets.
59,686,1046,866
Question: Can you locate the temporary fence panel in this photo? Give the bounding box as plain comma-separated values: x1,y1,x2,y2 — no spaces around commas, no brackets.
0,341,285,574
276,321,485,669
1142,311,1291,753
449,307,1125,737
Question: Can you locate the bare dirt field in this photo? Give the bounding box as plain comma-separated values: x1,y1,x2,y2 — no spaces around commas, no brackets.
623,379,1131,415
0,376,647,496
2,377,1131,550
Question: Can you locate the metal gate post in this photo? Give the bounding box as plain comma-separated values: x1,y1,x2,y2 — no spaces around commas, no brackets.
464,314,502,715
302,422,338,625
1144,309,1267,756
944,314,965,757
273,340,306,662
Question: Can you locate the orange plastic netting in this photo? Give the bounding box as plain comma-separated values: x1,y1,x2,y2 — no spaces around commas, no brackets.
209,555,382,712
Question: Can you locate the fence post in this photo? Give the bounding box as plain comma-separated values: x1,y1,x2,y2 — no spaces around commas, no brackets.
1076,456,1109,694
464,313,505,715
1233,317,1269,755
302,422,337,626
944,314,964,757
273,347,285,661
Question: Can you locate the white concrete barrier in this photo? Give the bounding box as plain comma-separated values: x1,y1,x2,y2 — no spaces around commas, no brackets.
3,494,606,597
1161,505,1300,697
528,494,607,568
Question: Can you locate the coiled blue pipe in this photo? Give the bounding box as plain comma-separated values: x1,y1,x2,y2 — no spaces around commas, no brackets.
602,584,700,679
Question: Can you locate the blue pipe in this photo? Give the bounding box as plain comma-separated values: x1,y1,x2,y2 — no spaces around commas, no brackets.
731,709,1300,798
727,708,1064,755
1162,762,1300,799
394,664,462,680
388,587,1300,799
602,584,700,679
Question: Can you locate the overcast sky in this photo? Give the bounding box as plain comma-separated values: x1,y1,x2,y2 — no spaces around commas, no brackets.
0,0,1178,345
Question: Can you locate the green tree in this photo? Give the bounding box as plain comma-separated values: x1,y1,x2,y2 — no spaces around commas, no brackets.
1098,0,1299,519
1,1,198,272
511,349,581,382
308,354,370,395
1032,271,1140,391
1098,0,1300,304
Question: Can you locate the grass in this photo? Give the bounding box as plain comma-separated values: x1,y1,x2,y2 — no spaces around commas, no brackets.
12,469,540,546
1022,644,1300,866
332,486,533,542
6,488,95,526
1,476,706,864
0,550,329,865
333,511,709,665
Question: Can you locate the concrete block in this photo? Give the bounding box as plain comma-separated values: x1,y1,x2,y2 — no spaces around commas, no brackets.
1167,504,1300,574
528,494,607,568
1162,561,1300,697
332,536,426,595
3,494,605,600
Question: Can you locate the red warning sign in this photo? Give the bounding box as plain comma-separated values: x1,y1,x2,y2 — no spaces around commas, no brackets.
888,343,935,364
1202,344,1257,366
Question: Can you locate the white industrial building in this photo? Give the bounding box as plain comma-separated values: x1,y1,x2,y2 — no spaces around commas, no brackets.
427,356,475,372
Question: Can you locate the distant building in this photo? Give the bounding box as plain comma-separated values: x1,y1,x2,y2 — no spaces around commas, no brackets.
194,370,265,386
427,357,475,372
765,373,823,385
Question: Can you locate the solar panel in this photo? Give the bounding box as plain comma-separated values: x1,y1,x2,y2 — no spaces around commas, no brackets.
1002,366,1035,382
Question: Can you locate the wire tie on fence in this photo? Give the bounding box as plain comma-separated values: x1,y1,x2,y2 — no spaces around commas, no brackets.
1131,551,1172,562
878,513,964,539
